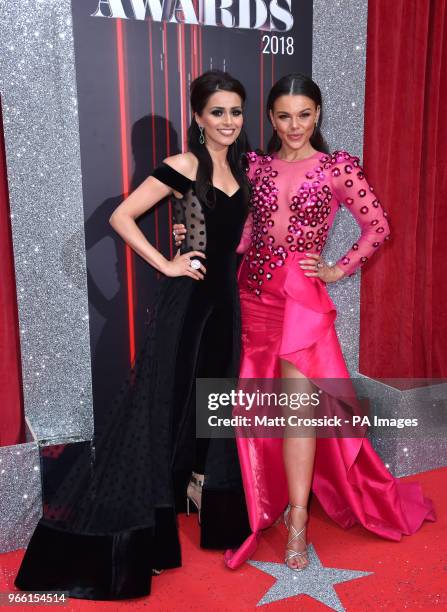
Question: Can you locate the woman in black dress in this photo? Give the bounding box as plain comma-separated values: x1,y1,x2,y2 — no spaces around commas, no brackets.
15,70,251,600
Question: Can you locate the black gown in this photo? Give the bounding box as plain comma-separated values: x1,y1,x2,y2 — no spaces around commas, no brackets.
15,163,251,600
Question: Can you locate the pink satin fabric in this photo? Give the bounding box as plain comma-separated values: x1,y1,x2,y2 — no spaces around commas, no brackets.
224,253,436,569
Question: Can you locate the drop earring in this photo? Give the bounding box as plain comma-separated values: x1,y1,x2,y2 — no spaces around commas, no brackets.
199,126,205,145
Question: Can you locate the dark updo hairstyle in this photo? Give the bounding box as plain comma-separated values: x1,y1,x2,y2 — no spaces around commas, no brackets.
188,70,251,207
266,73,329,155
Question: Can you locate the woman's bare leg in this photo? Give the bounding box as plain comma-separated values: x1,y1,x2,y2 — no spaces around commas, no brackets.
280,358,316,570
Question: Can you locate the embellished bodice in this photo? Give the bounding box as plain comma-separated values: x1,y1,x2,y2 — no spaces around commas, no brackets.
238,150,390,296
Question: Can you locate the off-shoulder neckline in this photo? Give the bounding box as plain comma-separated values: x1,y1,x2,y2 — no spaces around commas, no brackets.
161,161,194,183
161,161,241,199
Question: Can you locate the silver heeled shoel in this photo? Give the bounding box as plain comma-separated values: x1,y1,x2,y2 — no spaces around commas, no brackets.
186,473,204,524
283,503,309,571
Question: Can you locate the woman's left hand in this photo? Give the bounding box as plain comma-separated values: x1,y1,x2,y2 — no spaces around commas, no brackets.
299,253,345,283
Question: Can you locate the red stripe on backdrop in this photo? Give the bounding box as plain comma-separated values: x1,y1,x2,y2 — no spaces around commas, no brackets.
191,0,198,80
115,19,136,366
199,22,203,73
190,26,193,82
149,21,160,253
162,22,173,258
0,98,25,447
148,21,160,276
192,25,198,80
178,24,188,152
190,27,194,80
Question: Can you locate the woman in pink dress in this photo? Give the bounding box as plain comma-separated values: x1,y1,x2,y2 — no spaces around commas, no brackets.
224,73,435,572
174,73,435,573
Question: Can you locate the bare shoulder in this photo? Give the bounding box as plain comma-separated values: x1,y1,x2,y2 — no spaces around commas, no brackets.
163,152,198,180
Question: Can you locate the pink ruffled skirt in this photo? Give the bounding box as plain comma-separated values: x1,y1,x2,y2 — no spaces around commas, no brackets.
224,254,435,568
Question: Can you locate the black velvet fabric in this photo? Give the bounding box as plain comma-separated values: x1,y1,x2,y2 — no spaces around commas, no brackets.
15,509,180,601
152,162,192,195
15,166,250,600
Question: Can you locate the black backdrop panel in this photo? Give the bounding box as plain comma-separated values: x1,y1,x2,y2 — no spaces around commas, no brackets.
71,1,313,427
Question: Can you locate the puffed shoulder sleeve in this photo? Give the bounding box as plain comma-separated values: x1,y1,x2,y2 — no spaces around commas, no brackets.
330,151,391,276
245,151,260,183
150,162,193,196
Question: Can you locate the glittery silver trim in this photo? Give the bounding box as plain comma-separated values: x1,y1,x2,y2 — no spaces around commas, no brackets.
313,0,368,373
0,1,93,442
0,442,41,552
355,377,447,477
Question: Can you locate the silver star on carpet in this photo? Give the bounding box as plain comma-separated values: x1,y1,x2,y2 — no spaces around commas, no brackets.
248,544,373,610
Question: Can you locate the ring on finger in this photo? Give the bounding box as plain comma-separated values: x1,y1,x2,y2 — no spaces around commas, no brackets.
316,261,324,269
190,259,201,270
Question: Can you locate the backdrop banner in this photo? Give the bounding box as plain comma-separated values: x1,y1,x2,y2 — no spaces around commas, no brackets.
71,1,313,426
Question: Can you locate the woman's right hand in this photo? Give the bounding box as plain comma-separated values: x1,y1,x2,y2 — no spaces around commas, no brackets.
162,250,207,280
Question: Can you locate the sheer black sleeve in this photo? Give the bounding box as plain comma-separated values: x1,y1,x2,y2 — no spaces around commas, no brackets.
151,162,193,196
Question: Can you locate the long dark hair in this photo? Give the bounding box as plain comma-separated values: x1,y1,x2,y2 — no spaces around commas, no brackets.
187,70,251,207
266,73,329,154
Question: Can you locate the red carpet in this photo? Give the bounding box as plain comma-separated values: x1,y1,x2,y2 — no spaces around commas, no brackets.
1,468,445,611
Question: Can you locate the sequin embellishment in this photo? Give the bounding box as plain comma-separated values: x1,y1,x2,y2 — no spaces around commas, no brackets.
244,151,390,290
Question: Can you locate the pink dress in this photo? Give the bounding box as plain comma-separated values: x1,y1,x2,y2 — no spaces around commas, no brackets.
224,150,435,568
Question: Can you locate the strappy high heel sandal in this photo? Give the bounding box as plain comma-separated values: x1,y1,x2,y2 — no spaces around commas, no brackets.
186,473,204,524
284,504,309,571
